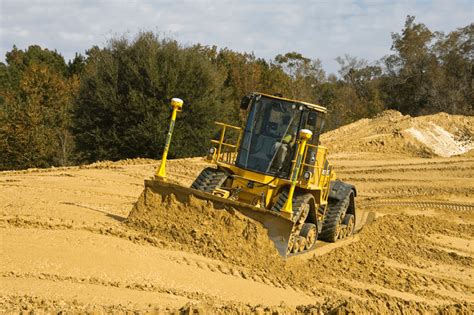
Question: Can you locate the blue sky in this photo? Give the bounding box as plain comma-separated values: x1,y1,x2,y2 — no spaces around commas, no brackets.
1,0,472,74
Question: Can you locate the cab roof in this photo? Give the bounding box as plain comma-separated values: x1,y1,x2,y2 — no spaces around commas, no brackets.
255,92,327,114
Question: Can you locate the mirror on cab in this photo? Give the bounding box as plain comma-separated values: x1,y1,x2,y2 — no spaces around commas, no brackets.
240,95,252,110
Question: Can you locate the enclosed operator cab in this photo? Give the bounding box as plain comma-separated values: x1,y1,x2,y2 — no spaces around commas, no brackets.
236,93,326,179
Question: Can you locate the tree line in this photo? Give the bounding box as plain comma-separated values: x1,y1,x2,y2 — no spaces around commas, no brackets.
0,16,472,170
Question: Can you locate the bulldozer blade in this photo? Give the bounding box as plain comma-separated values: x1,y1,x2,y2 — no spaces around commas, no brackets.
355,209,376,232
144,179,295,257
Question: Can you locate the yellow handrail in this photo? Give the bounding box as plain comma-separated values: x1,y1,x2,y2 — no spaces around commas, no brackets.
211,122,242,165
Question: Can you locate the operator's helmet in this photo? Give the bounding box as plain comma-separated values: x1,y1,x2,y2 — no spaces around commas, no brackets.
286,127,298,144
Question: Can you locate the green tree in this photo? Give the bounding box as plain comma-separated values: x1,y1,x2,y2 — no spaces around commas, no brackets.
273,52,325,101
67,53,87,77
0,49,79,170
430,24,474,114
335,55,385,118
73,32,234,162
382,16,473,116
382,16,437,115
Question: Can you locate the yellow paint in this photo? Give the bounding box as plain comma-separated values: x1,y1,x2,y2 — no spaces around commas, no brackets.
202,93,336,217
156,98,184,179
255,92,327,114
209,119,335,210
209,122,242,165
281,129,313,215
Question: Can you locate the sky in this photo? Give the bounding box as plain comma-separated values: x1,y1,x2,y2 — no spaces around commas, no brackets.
0,0,472,74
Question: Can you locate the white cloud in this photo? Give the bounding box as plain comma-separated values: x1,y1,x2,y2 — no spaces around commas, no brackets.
0,0,472,74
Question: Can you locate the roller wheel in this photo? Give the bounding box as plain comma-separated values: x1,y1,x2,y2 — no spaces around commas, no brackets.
292,236,306,254
342,213,355,237
339,225,347,239
300,223,317,250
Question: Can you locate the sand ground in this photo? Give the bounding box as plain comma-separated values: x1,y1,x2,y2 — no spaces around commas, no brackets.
1,151,472,313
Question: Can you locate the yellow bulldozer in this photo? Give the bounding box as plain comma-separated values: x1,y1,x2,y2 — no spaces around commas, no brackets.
146,92,358,257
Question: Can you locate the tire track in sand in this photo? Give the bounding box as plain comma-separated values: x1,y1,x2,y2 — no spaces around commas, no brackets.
364,200,474,212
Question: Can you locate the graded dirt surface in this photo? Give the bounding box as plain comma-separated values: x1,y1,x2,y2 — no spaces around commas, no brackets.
1,112,473,314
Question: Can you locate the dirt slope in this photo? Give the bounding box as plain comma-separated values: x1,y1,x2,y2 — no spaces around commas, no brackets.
1,112,473,314
322,110,473,157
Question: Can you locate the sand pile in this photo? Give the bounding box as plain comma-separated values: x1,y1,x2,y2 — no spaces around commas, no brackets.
126,187,287,277
322,110,473,157
286,214,474,313
301,214,472,283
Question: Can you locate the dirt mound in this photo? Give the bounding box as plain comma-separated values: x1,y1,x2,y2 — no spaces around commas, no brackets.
127,188,287,278
322,110,473,157
287,214,474,313
301,214,473,280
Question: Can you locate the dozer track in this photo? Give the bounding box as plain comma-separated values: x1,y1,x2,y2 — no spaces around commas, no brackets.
191,167,227,193
271,191,319,256
320,190,355,242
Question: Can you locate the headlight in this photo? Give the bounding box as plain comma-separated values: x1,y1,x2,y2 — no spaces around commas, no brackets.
303,171,312,180
209,147,216,154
